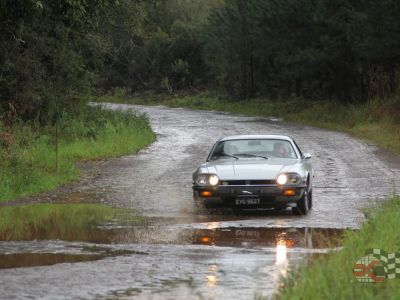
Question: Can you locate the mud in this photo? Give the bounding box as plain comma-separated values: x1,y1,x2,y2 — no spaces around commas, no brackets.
0,104,399,299
0,253,104,269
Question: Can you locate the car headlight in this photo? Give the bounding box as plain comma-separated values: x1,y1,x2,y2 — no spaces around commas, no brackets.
277,174,288,185
195,175,208,186
276,173,301,185
195,174,220,186
208,175,219,186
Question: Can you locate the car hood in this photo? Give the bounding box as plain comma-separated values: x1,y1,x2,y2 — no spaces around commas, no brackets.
204,158,298,180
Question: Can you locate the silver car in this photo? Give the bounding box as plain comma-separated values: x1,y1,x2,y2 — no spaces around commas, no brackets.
192,135,314,214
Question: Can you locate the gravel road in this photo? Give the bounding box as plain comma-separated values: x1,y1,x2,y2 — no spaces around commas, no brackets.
1,104,399,300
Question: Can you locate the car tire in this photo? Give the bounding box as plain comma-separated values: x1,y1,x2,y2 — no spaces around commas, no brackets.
308,189,313,209
293,189,309,215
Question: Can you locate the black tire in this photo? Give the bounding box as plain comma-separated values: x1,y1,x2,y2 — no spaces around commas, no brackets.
293,189,310,215
308,189,313,209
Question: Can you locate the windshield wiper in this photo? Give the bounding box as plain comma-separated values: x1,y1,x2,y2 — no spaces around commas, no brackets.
234,153,269,160
212,153,239,160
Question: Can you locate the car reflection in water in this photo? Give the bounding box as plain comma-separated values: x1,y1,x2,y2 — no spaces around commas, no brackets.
275,236,290,281
276,239,288,265
193,227,345,249
192,226,347,297
207,264,219,287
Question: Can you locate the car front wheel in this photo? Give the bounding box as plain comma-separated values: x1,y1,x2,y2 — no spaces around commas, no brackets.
293,189,310,215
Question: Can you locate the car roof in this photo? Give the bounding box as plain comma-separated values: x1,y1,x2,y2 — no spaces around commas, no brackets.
219,135,293,142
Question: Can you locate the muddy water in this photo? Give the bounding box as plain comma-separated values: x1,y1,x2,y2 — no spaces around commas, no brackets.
1,104,399,299
0,253,105,269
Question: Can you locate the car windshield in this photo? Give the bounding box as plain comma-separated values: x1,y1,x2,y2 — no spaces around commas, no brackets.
210,139,297,160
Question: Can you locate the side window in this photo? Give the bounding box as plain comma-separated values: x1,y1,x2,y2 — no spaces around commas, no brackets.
292,140,303,158
214,142,224,154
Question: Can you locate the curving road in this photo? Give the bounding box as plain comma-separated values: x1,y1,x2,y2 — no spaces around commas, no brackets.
0,104,399,299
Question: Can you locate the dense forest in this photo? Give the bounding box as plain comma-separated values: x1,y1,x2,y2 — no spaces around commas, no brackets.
1,0,400,121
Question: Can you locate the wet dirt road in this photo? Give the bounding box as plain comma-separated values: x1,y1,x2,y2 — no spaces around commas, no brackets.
1,104,400,299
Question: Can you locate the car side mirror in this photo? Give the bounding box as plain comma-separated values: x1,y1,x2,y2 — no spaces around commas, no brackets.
303,153,312,160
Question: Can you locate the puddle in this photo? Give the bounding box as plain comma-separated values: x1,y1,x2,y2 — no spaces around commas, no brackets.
0,239,326,300
191,227,347,249
9,224,347,249
95,226,349,249
0,246,149,269
0,253,104,269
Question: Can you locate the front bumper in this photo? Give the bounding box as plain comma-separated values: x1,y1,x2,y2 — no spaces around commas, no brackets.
193,184,306,208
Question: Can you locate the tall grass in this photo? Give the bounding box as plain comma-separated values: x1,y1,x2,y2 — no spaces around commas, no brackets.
0,106,155,202
276,195,400,300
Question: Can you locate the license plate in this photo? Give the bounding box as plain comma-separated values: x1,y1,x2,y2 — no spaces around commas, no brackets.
235,198,260,205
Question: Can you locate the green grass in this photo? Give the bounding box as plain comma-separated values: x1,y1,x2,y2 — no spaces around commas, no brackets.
0,106,155,202
0,203,141,241
100,94,400,153
275,195,400,300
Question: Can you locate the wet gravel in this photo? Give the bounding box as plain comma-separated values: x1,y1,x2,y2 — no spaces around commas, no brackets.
0,104,399,299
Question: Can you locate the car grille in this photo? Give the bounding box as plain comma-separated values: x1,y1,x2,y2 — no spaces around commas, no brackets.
220,180,275,186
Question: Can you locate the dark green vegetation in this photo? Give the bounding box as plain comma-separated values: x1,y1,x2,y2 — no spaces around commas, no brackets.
276,195,400,300
205,0,400,101
0,0,219,121
0,203,142,241
0,106,154,202
2,0,400,116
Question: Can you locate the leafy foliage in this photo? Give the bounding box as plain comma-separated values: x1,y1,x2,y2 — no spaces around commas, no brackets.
1,0,400,120
206,0,400,101
0,0,115,121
